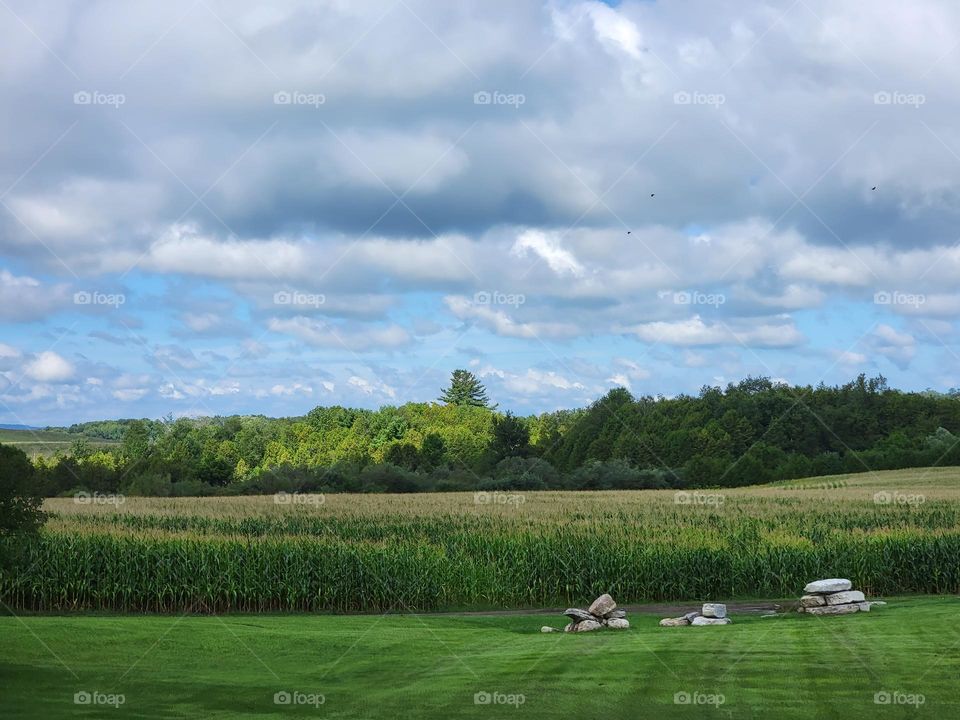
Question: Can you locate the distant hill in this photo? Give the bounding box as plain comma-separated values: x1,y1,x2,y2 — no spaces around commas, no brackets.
0,426,120,457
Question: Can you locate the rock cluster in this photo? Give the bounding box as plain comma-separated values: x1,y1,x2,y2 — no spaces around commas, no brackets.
559,594,630,632
796,578,877,615
659,603,730,627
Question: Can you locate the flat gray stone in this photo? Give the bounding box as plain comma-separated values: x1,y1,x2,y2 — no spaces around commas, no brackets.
799,595,826,608
803,578,852,594
563,608,595,623
857,602,871,612
606,618,630,629
588,594,617,617
683,611,701,622
659,617,689,627
825,590,865,605
805,603,860,616
604,609,627,620
691,616,731,626
541,626,558,633
702,603,727,618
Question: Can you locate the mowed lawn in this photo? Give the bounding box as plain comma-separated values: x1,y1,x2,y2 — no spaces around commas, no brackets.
2,598,957,719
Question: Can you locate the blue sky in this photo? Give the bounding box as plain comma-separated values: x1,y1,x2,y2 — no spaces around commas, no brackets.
1,0,959,424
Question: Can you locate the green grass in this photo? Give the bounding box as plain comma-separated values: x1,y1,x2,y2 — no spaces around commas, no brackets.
1,597,956,718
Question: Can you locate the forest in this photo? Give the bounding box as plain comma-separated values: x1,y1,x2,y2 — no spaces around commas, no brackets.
10,373,960,497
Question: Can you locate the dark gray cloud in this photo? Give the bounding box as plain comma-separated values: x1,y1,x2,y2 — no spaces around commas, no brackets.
3,0,958,256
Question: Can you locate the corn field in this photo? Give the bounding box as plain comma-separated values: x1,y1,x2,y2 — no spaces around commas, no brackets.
4,468,960,612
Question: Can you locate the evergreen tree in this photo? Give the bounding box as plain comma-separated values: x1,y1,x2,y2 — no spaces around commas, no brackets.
438,369,492,408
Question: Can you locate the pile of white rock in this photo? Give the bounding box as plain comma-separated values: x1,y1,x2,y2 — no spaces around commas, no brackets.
659,603,730,626
542,594,630,633
797,578,878,615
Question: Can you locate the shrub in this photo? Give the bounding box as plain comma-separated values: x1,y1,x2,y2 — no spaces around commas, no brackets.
126,472,173,497
572,458,675,490
358,464,419,493
485,456,558,490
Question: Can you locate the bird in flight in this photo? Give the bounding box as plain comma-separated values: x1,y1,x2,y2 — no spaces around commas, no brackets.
650,193,655,197
871,186,877,191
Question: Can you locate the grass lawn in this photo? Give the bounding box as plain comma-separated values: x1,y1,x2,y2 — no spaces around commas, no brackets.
1,597,956,719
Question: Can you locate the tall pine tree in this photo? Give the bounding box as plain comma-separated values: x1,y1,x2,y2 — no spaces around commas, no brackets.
438,369,492,408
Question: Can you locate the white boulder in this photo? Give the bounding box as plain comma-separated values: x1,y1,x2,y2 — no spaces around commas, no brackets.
691,616,731,626
803,578,852,594
702,603,727,618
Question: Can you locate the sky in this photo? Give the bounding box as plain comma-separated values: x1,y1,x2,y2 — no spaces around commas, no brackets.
1,0,959,425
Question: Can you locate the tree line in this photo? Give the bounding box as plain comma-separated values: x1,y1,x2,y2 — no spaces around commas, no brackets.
6,372,960,498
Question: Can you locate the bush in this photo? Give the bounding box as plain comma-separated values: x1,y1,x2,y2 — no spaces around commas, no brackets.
774,453,813,480
358,464,419,493
426,467,482,492
682,455,729,488
810,452,844,477
241,466,320,495
485,456,559,490
571,458,677,490
126,472,173,497
170,480,220,497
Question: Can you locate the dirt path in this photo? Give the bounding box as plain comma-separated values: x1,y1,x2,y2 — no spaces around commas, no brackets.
420,600,793,617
